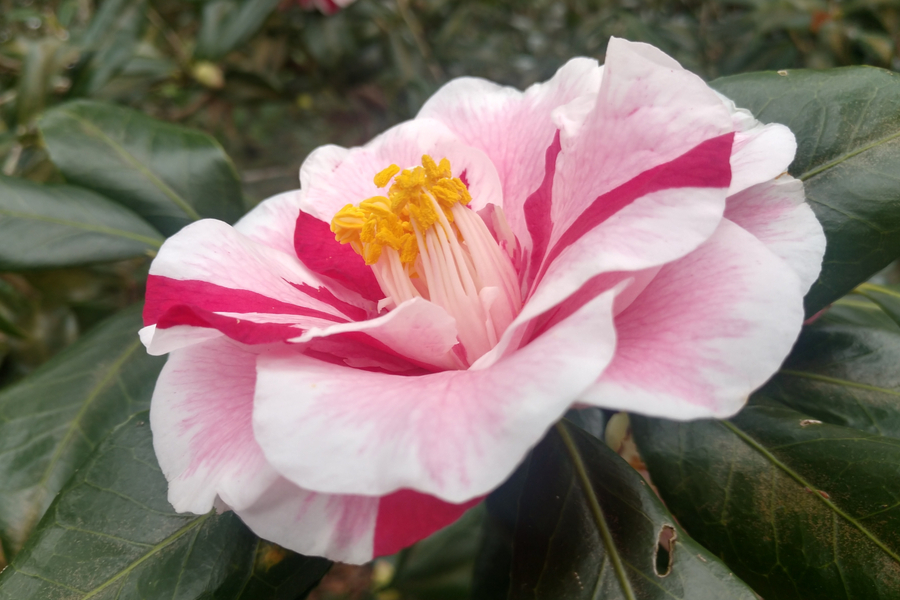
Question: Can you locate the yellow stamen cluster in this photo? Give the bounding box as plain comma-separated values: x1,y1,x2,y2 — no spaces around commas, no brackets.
330,155,472,265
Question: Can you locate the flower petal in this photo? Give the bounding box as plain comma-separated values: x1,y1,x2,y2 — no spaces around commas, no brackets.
294,209,383,302
719,94,797,197
513,36,736,322
252,288,618,502
298,119,502,221
143,220,357,348
235,479,378,564
417,58,603,251
233,482,477,564
233,189,304,256
149,337,278,514
725,176,826,293
520,181,728,327
580,218,805,419
372,490,481,557
294,297,463,371
549,38,734,238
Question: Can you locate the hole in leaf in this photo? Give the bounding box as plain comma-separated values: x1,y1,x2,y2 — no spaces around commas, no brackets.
654,525,677,577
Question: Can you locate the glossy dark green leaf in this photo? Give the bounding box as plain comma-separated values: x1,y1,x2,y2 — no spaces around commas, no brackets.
711,68,900,314
194,0,282,62
760,322,900,438
470,460,527,600
0,175,162,270
632,405,900,600
0,305,164,558
819,294,900,331
228,540,332,600
39,100,245,236
0,413,331,599
506,422,757,600
388,505,484,600
854,283,900,329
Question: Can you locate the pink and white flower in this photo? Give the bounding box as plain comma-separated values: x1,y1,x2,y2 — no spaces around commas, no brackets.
140,38,825,563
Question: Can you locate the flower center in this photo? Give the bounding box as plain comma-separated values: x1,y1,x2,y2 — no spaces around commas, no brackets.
330,155,522,364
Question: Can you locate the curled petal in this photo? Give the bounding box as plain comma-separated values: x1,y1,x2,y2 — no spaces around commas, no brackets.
725,176,826,293
252,288,618,502
143,220,355,349
294,297,462,371
548,38,734,238
150,337,278,514
418,57,604,252
233,189,305,257
515,37,735,323
234,480,478,564
580,218,805,419
718,93,797,197
298,119,503,221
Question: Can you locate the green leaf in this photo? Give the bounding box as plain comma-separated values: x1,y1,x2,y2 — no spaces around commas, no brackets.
194,0,282,62
0,280,27,339
854,283,900,329
72,0,147,95
632,405,900,600
0,413,331,599
0,305,164,558
16,38,66,125
819,294,900,331
505,422,758,600
39,100,245,236
711,68,900,314
388,505,484,600
761,322,900,438
0,175,162,270
470,462,526,600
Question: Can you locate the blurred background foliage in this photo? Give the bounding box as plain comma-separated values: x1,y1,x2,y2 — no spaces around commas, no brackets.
1,0,900,593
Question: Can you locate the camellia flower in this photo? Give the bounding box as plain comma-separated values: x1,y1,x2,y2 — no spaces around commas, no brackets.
140,38,825,563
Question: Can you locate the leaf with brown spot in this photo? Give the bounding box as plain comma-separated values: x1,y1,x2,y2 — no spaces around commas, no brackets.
632,404,900,600
480,421,758,600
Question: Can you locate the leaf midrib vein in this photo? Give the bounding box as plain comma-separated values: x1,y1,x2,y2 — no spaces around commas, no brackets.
58,109,202,221
800,128,900,181
36,341,143,492
80,513,211,599
556,422,637,600
721,420,900,566
0,207,162,247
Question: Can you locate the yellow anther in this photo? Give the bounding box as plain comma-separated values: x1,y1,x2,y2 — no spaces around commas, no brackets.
330,154,471,265
400,235,418,263
374,165,400,188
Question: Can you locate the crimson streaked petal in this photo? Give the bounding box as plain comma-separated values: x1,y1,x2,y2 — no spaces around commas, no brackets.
580,218,805,419
251,289,617,502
